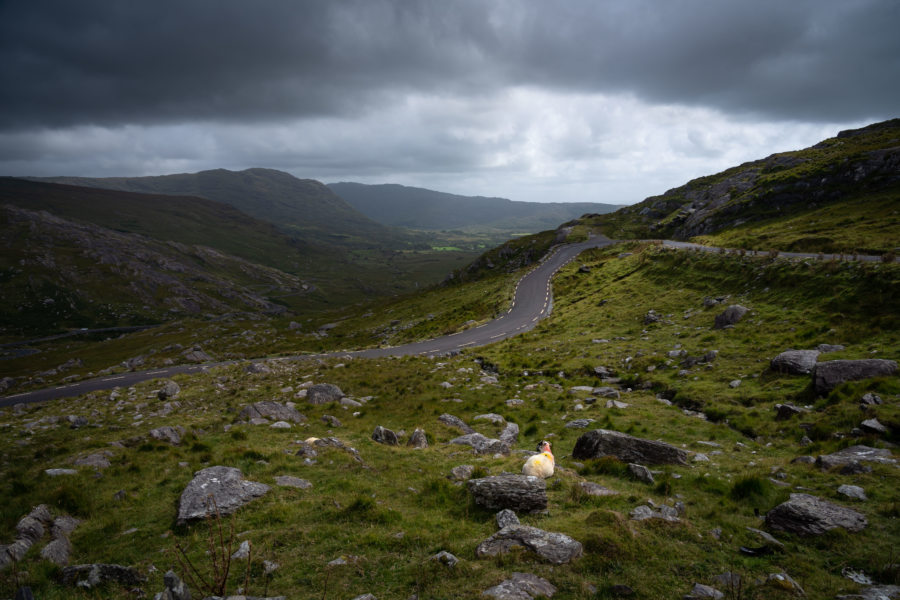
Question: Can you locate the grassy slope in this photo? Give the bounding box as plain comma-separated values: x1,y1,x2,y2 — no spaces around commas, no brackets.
2,242,897,599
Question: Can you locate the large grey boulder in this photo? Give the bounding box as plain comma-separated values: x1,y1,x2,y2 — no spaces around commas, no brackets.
306,383,344,405
713,305,748,329
572,429,688,465
765,493,867,536
40,537,71,566
482,572,557,600
157,380,180,400
238,401,306,423
498,422,519,446
468,475,547,513
770,350,820,375
476,525,582,564
816,445,896,470
176,466,269,524
813,359,898,394
450,433,509,455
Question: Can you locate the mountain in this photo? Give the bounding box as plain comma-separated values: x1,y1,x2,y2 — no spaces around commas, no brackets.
327,182,622,232
35,168,404,248
585,118,900,254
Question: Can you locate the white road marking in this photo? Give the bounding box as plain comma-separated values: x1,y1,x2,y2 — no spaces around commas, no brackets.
102,376,125,381
490,333,504,339
147,370,168,375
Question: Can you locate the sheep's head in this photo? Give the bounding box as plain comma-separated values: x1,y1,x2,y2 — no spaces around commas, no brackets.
537,440,552,454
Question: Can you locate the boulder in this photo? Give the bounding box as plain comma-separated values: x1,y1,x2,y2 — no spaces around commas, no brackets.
149,426,185,445
572,429,688,465
837,484,867,501
713,305,748,329
467,475,547,512
496,509,520,529
321,414,343,428
628,463,654,484
450,433,509,455
816,445,896,470
498,422,519,446
176,466,270,524
771,350,820,375
239,401,306,423
474,413,506,426
476,525,582,564
157,380,180,400
306,383,344,405
860,418,888,435
407,428,428,449
765,493,867,535
371,426,399,446
60,564,145,588
40,537,71,566
158,570,191,600
438,413,475,434
482,572,557,600
449,465,475,481
774,403,804,420
813,359,898,394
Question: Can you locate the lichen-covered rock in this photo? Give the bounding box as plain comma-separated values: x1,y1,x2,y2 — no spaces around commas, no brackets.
572,429,687,465
765,493,867,535
813,359,898,394
476,525,582,564
770,350,820,375
438,413,475,434
238,401,306,423
482,572,557,600
496,509,520,529
468,475,547,513
176,466,269,524
306,383,344,405
450,432,509,455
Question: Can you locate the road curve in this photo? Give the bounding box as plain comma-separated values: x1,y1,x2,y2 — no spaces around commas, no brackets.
1,236,616,407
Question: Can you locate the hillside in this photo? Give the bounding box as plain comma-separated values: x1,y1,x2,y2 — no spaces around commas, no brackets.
585,119,900,254
36,168,406,249
328,182,622,233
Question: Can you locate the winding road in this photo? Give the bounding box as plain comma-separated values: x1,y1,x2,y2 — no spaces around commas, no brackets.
1,236,617,407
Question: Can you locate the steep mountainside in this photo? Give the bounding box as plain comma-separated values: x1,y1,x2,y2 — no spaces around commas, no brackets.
36,168,403,248
0,204,311,337
328,182,621,232
587,119,900,251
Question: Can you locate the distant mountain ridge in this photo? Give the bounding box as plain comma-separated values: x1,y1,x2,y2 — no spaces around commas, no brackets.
327,182,622,232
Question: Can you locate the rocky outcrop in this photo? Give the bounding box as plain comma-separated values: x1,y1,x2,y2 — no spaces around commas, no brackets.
813,359,898,394
770,350,820,375
765,493,867,535
572,429,688,465
467,475,547,513
176,466,269,524
476,525,582,564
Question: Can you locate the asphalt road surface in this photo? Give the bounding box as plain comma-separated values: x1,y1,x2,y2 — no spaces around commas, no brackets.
1,235,616,407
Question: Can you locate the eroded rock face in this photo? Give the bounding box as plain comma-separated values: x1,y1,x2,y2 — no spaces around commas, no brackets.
482,572,557,600
765,493,867,536
713,305,748,329
467,475,547,513
306,384,344,405
572,429,688,465
476,525,582,564
176,466,269,524
238,401,306,423
813,359,898,394
771,350,820,375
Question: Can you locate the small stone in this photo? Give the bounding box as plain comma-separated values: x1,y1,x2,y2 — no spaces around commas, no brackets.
157,380,180,401
728,380,741,389
231,540,251,559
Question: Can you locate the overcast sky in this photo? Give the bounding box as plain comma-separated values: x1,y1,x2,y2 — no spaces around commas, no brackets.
1,1,897,204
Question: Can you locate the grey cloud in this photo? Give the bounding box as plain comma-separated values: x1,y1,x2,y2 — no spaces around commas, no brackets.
1,0,897,131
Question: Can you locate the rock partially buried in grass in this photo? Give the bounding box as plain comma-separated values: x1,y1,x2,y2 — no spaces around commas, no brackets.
482,572,557,599
476,525,582,564
238,401,306,423
306,383,344,405
813,359,898,394
371,425,399,445
572,429,688,465
60,564,145,589
176,466,270,524
407,428,428,449
765,493,867,535
468,475,547,513
815,445,897,470
713,305,748,329
770,350,820,375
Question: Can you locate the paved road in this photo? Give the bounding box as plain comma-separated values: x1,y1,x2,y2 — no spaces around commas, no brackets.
1,235,616,407
661,240,895,262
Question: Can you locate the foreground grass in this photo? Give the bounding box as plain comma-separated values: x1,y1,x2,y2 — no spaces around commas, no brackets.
1,242,898,598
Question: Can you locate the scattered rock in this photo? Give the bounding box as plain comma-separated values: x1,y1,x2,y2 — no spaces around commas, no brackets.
572,429,688,465
817,344,845,353
73,452,112,469
728,379,741,388
683,583,724,600
630,504,679,522
157,380,180,400
765,572,805,596
860,418,888,435
565,419,594,429
579,482,618,497
860,392,883,406
176,466,270,524
306,383,344,405
451,433,509,455
744,527,784,552
628,463,654,484
496,509,520,529
430,551,459,568
835,585,900,600
244,362,271,374
321,414,342,428
482,572,557,600
771,350,820,375
274,476,312,489
766,493,867,535
61,564,145,588
813,359,898,394
239,401,306,423
450,465,475,481
474,413,506,426
231,540,251,559
372,425,399,446
775,404,804,420
476,525,582,564
149,426,185,445
270,421,291,429
156,570,190,600
498,422,519,446
407,428,428,449
593,386,620,399
816,445,896,469
467,475,548,513
182,347,212,363
438,413,475,434
644,310,661,324
713,305,748,329
45,468,78,477
837,484,867,501
606,400,629,409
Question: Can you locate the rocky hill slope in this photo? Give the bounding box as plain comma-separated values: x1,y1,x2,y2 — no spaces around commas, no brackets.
588,119,900,251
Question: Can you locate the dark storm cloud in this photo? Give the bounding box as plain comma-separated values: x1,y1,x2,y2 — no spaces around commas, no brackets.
1,0,897,131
